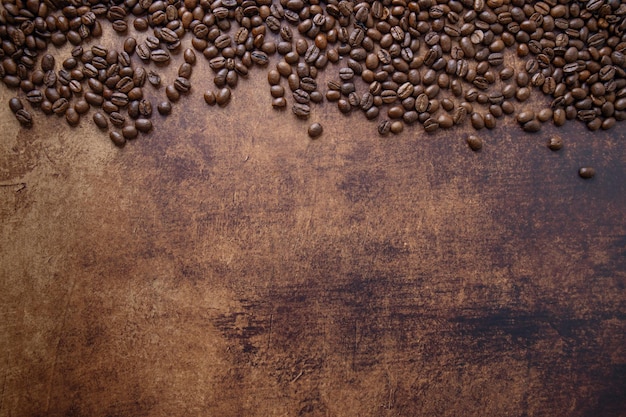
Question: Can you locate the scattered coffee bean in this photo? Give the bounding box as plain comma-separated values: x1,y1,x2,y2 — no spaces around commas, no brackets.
0,0,622,160
466,135,483,151
547,136,563,151
578,167,596,179
308,122,323,138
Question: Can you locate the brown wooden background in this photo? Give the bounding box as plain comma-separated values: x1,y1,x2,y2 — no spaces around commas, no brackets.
1,32,625,416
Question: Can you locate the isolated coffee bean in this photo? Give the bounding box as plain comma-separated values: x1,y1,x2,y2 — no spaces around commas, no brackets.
308,122,323,138
578,167,595,179
466,135,483,151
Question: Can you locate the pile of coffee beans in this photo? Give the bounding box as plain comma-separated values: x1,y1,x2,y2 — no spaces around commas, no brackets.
2,0,626,146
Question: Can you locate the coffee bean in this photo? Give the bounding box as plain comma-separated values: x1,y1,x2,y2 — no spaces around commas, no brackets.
517,111,535,124
390,121,404,134
122,125,138,140
15,109,33,127
109,131,126,147
267,84,284,100
578,167,595,179
157,101,172,115
9,97,23,113
272,97,287,109
292,103,311,118
378,120,391,136
93,112,108,129
203,91,217,106
466,135,483,151
547,136,563,151
522,120,542,133
65,108,80,126
308,122,323,138
216,88,231,106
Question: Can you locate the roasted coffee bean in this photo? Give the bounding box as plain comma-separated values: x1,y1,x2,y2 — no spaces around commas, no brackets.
165,85,180,102
466,135,483,151
578,167,595,179
135,118,153,133
337,99,351,113
109,112,126,127
270,85,285,98
52,98,70,115
470,112,485,130
65,108,80,126
378,120,391,136
122,125,138,140
522,119,542,133
308,122,323,138
109,131,126,147
174,77,191,93
93,112,108,129
150,49,170,63
9,97,23,113
15,109,33,127
292,103,311,118
215,88,231,106
157,101,172,115
204,91,216,106
423,118,439,133
547,135,563,151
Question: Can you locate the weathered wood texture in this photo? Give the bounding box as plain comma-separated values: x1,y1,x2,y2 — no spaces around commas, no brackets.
1,38,625,417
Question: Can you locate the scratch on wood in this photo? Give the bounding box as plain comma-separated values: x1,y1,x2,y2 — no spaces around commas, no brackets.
290,370,303,383
0,182,26,191
44,278,77,414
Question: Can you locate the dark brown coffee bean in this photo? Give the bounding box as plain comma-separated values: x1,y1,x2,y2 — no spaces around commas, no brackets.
109,112,126,127
157,101,172,115
578,167,595,179
74,99,90,114
423,118,439,133
150,49,170,63
470,112,485,130
109,131,125,147
93,111,108,129
466,135,483,151
135,118,153,133
165,85,180,102
216,87,231,106
267,70,281,85
517,110,535,124
547,135,563,151
272,97,287,109
378,120,391,136
85,92,104,107
65,108,80,126
52,98,69,115
174,77,191,93
148,71,161,87
122,125,138,140
553,108,566,126
308,122,323,138
9,97,23,113
522,119,542,133
15,109,33,127
292,103,311,118
337,99,351,113
204,91,216,105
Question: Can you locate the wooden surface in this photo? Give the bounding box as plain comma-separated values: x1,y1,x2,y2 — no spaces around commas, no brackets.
1,36,626,417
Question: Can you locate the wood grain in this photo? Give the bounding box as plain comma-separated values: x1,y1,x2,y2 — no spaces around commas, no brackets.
0,33,625,417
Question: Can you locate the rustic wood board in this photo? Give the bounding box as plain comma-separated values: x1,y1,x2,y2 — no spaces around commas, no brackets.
1,35,625,416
